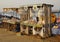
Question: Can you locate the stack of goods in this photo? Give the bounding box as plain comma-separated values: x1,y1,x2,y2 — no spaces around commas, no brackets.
58,24,60,34
7,18,17,24
34,21,43,27
58,24,60,29
57,18,60,23
22,19,37,26
2,17,9,22
28,19,36,25
51,14,56,23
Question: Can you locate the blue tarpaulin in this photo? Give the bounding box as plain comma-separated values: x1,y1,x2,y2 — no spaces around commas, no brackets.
52,28,60,35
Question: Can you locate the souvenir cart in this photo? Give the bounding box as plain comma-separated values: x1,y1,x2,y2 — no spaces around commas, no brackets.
20,4,53,38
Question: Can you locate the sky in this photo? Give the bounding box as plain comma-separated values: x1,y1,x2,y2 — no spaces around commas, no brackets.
0,0,60,12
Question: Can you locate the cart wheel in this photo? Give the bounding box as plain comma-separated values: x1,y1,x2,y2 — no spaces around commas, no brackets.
41,37,45,39
21,31,25,35
21,32,24,35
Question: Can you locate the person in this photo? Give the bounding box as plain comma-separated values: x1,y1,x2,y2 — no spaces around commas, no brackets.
52,24,59,35
15,22,20,32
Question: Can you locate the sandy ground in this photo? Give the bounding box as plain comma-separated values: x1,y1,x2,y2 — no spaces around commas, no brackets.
0,28,60,42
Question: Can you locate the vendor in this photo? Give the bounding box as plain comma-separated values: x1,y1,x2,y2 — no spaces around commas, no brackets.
52,24,58,29
52,24,60,35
